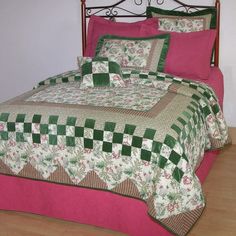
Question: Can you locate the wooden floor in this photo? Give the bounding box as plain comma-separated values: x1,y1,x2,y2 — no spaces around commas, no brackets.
0,145,235,236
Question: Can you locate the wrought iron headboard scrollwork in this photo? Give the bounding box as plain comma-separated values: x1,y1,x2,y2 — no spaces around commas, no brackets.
81,0,221,66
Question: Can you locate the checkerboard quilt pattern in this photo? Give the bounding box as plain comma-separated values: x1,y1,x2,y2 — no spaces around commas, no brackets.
80,57,125,88
0,112,193,183
37,69,218,106
36,70,81,88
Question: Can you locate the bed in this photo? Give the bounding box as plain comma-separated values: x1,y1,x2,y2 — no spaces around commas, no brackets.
0,0,230,236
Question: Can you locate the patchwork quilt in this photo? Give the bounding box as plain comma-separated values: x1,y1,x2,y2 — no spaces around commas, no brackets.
0,70,230,236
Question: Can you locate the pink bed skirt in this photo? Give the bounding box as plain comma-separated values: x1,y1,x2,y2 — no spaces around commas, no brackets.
0,150,219,236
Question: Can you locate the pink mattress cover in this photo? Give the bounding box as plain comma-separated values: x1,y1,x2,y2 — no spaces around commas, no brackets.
0,68,224,236
194,67,224,109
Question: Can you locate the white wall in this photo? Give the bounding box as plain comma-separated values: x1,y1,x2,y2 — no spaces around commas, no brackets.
0,0,236,126
0,0,81,100
220,0,236,126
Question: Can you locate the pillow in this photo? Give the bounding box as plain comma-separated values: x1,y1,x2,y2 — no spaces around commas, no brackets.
140,25,216,80
146,7,216,32
77,56,93,72
85,15,158,57
95,34,170,72
80,57,126,89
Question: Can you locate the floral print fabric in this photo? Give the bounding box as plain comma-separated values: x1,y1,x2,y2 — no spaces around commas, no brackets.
26,81,167,112
96,34,170,72
158,17,206,32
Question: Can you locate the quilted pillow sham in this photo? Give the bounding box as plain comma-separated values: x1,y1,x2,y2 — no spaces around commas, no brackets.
95,34,170,73
146,7,216,32
140,25,216,80
80,57,126,89
85,15,158,57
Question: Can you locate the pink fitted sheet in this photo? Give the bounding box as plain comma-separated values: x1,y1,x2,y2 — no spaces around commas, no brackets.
0,68,224,236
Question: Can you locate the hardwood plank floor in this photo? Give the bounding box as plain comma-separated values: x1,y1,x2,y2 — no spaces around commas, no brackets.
0,145,235,236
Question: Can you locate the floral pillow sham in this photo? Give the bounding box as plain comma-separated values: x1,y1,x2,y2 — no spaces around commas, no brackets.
85,15,158,57
95,34,170,73
158,16,206,32
146,7,217,32
80,57,126,89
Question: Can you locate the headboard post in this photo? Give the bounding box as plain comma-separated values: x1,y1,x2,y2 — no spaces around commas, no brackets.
214,0,220,67
81,0,87,56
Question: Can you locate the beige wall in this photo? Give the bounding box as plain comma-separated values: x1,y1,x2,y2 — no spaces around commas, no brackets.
0,0,235,126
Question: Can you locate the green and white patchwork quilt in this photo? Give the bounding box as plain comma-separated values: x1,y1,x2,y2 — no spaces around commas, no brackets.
0,69,230,236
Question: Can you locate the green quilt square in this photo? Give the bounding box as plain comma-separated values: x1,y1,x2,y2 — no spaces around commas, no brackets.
0,131,8,140
0,113,9,122
16,132,25,142
32,114,42,123
156,75,165,81
113,133,123,144
177,117,187,126
169,151,181,165
16,114,26,123
84,138,93,149
172,167,184,183
143,128,156,140
190,101,198,108
40,124,49,134
152,141,162,154
141,149,151,161
93,130,104,141
93,73,110,87
202,106,211,116
81,62,92,75
62,77,69,83
121,145,131,156
32,134,41,144
159,155,168,169
75,127,84,137
67,117,77,126
50,78,56,84
189,84,198,89
139,73,149,79
124,124,136,135
164,135,176,149
183,111,191,119
132,136,142,148
171,124,181,135
49,135,57,145
24,123,32,133
187,105,195,113
192,94,201,101
104,122,116,132
108,61,121,74
203,91,211,99
102,142,112,153
181,129,187,140
57,125,66,135
49,115,59,124
85,119,95,129
192,114,198,125
7,122,16,132
66,136,75,147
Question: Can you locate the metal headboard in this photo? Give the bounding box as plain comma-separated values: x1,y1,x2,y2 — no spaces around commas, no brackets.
81,0,220,66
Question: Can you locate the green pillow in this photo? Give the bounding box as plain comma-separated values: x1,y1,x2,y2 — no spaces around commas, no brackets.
95,34,170,73
146,7,217,32
80,57,126,89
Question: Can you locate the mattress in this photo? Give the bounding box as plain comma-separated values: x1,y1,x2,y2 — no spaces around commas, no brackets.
0,68,227,236
195,67,224,109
